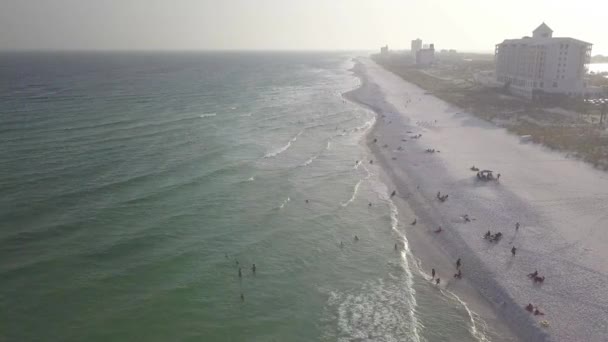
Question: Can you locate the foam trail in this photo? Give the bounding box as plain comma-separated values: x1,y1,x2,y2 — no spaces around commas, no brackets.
349,115,376,135
302,155,317,167
200,113,217,118
264,130,304,158
447,291,491,342
240,112,252,117
302,138,333,167
341,180,362,207
406,230,491,342
247,177,255,181
279,197,290,209
384,194,422,342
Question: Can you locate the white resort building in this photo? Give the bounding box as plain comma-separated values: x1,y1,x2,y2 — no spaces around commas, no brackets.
494,23,592,98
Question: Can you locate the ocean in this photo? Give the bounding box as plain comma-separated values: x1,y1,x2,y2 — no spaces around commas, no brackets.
1,52,493,342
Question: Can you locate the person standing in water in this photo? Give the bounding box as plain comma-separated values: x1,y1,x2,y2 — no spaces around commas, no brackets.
456,258,461,269
252,264,256,274
436,278,441,285
515,222,520,231
240,293,245,302
511,246,517,256
431,268,436,279
238,267,242,277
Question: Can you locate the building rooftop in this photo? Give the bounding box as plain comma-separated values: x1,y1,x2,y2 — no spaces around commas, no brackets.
533,22,553,34
499,36,592,46
498,23,591,46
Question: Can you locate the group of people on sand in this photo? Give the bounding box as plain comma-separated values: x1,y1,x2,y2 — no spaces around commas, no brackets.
476,170,501,181
425,148,439,153
484,230,503,242
525,303,545,316
527,270,545,283
429,257,463,286
436,191,448,202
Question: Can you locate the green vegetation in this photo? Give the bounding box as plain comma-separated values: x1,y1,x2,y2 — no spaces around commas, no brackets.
591,55,608,63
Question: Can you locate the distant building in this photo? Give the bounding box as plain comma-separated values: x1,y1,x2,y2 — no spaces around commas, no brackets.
416,43,435,66
411,39,422,55
380,45,389,55
495,23,592,98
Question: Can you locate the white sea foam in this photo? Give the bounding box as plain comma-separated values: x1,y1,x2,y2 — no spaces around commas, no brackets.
447,291,491,342
279,197,290,209
302,155,317,167
386,197,421,342
340,180,362,207
200,113,217,118
301,138,334,167
247,177,255,181
264,130,304,158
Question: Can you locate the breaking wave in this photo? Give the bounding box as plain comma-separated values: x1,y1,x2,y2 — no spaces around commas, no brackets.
264,130,304,158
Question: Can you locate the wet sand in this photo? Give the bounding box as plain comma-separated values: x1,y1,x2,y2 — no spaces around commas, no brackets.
348,57,608,342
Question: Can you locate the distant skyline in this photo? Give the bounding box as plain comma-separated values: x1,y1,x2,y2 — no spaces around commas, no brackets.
2,0,607,55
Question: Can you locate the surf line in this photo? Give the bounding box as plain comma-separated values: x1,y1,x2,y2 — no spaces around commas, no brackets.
264,130,304,158
301,138,333,167
386,196,422,342
341,180,362,207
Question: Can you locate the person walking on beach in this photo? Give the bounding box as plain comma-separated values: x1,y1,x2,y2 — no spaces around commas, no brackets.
435,278,441,285
456,258,461,269
454,269,462,279
511,246,517,256
515,222,520,231
431,268,436,279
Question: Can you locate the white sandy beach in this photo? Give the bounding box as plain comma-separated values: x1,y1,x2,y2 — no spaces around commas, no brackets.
350,57,608,342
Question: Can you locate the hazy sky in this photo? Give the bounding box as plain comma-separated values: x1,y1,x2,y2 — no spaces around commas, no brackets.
2,0,607,54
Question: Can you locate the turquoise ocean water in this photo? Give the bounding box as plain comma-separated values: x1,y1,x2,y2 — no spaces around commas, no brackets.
1,52,493,342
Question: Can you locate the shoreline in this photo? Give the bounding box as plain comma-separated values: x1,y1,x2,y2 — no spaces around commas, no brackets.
345,55,608,342
344,60,520,342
